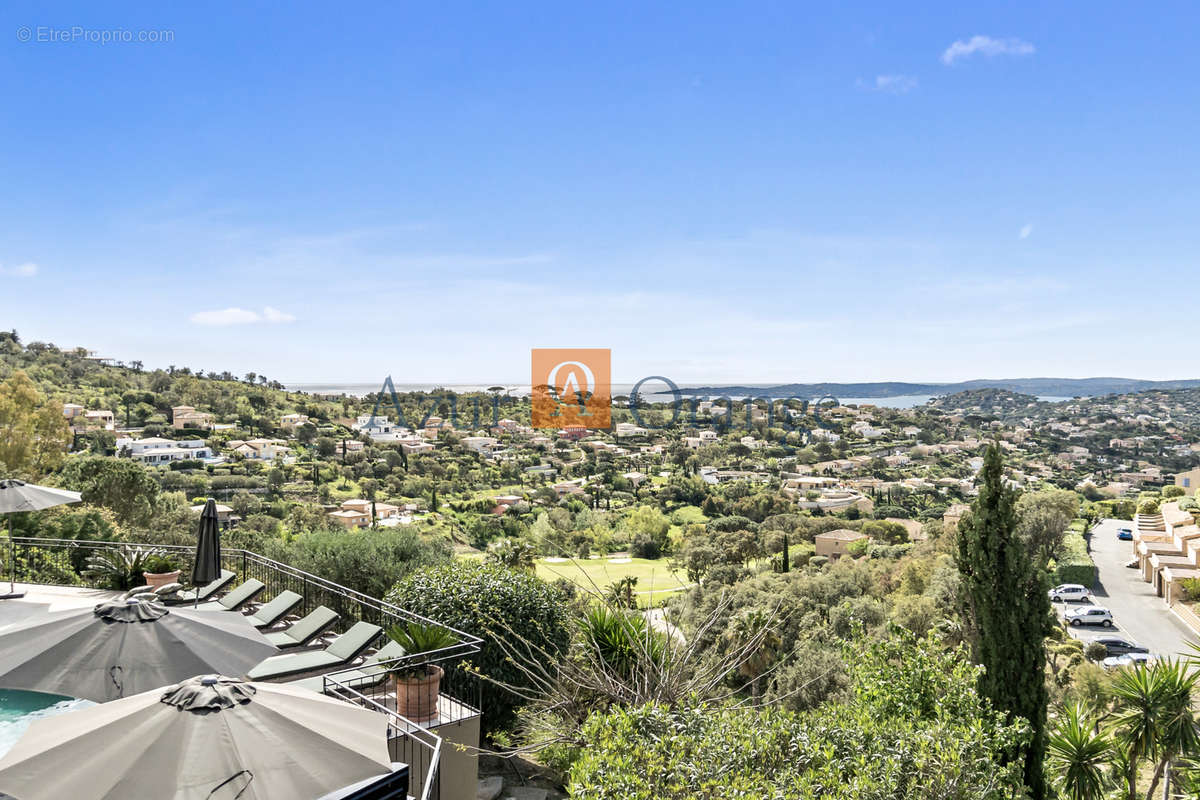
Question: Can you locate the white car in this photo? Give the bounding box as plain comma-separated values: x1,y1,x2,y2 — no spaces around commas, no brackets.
1049,584,1091,602
1064,606,1113,627
1103,652,1154,669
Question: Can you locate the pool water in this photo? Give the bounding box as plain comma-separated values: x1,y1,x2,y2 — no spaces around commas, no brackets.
0,689,93,758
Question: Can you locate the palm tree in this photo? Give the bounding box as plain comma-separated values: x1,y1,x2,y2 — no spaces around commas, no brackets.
604,575,638,610
1109,659,1200,800
1142,660,1199,799
725,608,781,698
1110,662,1161,800
1046,702,1112,800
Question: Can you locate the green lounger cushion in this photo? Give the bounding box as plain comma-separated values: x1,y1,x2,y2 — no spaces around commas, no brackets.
195,578,266,612
263,606,340,648
288,641,407,693
248,650,342,680
173,570,236,603
248,622,383,681
246,590,303,629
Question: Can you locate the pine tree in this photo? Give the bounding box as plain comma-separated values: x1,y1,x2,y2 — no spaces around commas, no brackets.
957,444,1050,800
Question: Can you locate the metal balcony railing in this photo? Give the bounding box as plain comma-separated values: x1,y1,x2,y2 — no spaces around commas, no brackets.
0,535,484,800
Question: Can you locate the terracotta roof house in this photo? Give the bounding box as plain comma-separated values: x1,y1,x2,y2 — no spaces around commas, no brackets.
814,529,869,560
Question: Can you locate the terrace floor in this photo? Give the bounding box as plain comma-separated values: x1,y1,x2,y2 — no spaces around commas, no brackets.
0,584,119,630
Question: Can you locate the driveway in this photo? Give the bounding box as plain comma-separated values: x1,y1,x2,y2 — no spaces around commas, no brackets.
1057,518,1198,658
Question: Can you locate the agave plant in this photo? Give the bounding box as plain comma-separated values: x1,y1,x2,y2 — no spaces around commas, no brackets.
384,620,458,679
84,546,165,591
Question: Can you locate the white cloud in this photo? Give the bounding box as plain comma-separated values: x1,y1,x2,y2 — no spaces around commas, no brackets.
860,74,918,94
1019,223,1034,239
941,35,1035,65
0,262,38,277
189,307,296,326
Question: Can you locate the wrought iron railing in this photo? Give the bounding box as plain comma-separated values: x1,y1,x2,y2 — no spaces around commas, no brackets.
320,656,482,800
0,535,481,664
0,534,484,800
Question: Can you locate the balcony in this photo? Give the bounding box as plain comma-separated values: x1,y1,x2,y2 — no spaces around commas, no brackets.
0,535,484,800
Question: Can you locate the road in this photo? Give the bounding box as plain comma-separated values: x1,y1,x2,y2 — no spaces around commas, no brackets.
1057,518,1198,658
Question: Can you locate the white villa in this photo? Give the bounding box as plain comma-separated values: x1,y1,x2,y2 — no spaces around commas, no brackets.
119,436,217,465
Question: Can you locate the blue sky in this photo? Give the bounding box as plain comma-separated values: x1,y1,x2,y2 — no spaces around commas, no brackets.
2,2,1198,385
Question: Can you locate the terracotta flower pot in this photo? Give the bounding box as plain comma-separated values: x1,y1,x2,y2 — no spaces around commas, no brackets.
393,665,444,723
143,570,181,590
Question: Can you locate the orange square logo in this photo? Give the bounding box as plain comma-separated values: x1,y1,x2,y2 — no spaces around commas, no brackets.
531,348,611,430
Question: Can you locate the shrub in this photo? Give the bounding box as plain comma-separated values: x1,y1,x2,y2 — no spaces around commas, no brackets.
1138,498,1161,515
1179,577,1200,602
568,632,1027,799
275,527,450,598
1053,533,1096,587
1084,640,1109,662
1162,485,1187,500
846,538,871,558
630,532,664,559
873,505,909,519
141,553,181,574
385,561,572,735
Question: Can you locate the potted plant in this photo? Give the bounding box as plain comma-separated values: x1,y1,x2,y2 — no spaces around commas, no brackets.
141,553,182,590
84,546,165,591
384,620,458,723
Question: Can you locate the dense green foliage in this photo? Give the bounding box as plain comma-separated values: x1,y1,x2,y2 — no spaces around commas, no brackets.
386,561,572,734
1053,533,1097,587
271,527,451,598
567,632,1027,799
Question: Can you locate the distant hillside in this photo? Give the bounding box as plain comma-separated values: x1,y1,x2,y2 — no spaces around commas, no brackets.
927,389,1040,412
675,377,1200,399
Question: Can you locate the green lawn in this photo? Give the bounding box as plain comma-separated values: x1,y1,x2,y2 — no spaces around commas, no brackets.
535,556,692,607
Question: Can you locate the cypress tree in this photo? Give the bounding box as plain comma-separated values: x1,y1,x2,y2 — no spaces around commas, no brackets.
781,533,790,573
956,444,1050,800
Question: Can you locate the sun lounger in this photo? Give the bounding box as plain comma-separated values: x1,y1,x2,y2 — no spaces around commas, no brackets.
194,579,266,612
245,590,303,629
170,570,236,604
247,622,383,681
262,606,340,649
287,640,408,693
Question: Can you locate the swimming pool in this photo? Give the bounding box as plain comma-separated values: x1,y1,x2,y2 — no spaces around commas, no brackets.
0,689,93,758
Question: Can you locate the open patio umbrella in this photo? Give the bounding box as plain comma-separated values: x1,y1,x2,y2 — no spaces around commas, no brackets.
0,479,82,599
0,675,400,800
192,499,222,607
0,597,277,702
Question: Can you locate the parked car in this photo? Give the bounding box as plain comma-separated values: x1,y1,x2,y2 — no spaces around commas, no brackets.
1103,652,1153,669
1048,584,1091,602
1117,528,1133,541
1064,606,1113,627
1092,636,1148,657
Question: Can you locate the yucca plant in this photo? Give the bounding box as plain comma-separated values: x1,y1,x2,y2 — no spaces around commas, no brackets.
1109,658,1200,800
84,546,165,590
1046,702,1113,800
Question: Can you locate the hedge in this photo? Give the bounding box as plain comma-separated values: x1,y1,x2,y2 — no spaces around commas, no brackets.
1054,533,1097,587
